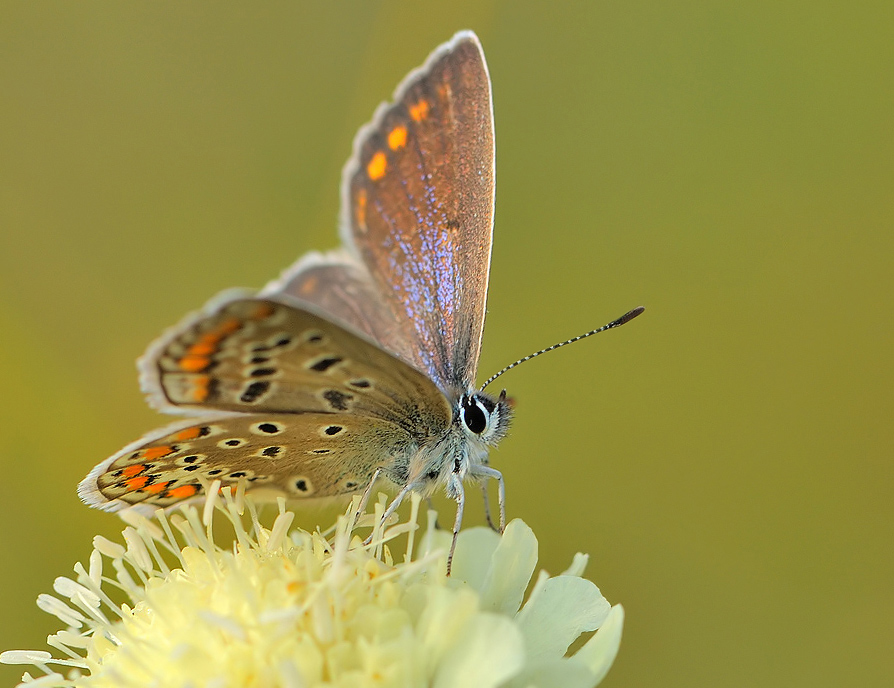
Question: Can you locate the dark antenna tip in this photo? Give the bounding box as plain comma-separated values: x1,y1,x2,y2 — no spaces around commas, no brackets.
611,306,645,328
480,305,646,391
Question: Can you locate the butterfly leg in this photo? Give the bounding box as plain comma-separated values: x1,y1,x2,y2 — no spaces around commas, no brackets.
481,484,499,532
471,465,505,533
356,468,384,515
362,480,421,546
446,472,465,577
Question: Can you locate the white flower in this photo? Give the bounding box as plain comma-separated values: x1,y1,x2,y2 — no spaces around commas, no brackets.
2,486,623,688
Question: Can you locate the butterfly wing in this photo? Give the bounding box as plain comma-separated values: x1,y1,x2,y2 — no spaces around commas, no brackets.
78,412,416,513
338,31,495,392
261,248,411,352
138,294,452,439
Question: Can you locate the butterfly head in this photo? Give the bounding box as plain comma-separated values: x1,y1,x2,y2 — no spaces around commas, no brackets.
458,388,512,446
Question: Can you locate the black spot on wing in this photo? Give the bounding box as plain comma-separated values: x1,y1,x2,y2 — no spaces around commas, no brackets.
241,380,270,403
308,356,343,372
322,390,353,411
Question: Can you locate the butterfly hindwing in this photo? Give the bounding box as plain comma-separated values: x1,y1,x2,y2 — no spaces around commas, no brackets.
262,249,415,361
79,412,417,513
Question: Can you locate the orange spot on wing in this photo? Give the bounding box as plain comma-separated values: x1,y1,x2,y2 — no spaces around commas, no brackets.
175,427,201,441
409,99,430,122
216,317,242,335
187,342,216,356
124,475,149,491
189,375,211,402
299,275,318,296
197,319,239,344
182,318,242,369
249,303,274,320
367,151,387,180
142,445,174,460
166,484,199,499
121,464,147,478
179,355,210,372
388,125,407,150
356,188,368,230
144,481,170,494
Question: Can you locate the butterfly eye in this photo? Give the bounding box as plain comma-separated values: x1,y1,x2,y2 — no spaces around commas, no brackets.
461,396,489,435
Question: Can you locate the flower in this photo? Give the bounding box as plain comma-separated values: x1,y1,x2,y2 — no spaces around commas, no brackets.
2,485,623,687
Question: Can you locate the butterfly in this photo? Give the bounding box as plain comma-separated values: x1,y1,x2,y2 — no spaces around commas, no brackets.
78,31,642,570
79,31,511,569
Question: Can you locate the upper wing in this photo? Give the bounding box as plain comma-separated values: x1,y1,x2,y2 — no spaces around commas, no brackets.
338,31,496,392
137,293,452,440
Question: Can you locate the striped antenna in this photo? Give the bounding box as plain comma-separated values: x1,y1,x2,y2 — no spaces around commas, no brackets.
479,306,645,391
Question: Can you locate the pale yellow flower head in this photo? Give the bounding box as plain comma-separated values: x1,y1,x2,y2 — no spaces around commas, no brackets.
3,487,623,687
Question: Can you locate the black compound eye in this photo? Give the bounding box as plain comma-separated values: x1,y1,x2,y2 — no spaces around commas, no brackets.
462,397,488,435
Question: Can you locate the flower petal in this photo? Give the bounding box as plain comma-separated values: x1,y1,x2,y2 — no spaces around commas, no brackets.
517,575,611,661
451,526,501,592
572,603,625,685
432,612,524,688
506,657,598,688
0,650,52,664
480,520,538,615
560,552,589,577
414,587,479,673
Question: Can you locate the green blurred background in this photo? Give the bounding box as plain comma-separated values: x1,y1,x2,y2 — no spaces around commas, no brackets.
1,2,891,686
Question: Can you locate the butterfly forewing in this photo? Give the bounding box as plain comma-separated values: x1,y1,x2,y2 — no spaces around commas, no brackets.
340,32,495,392
139,296,452,436
79,412,417,513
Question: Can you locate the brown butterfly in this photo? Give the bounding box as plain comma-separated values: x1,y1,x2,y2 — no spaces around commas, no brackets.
79,32,510,569
78,31,643,571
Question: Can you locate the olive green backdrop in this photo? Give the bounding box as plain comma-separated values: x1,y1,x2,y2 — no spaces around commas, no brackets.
1,2,891,686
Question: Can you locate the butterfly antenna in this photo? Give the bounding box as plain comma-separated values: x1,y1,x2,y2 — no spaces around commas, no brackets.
480,306,645,391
